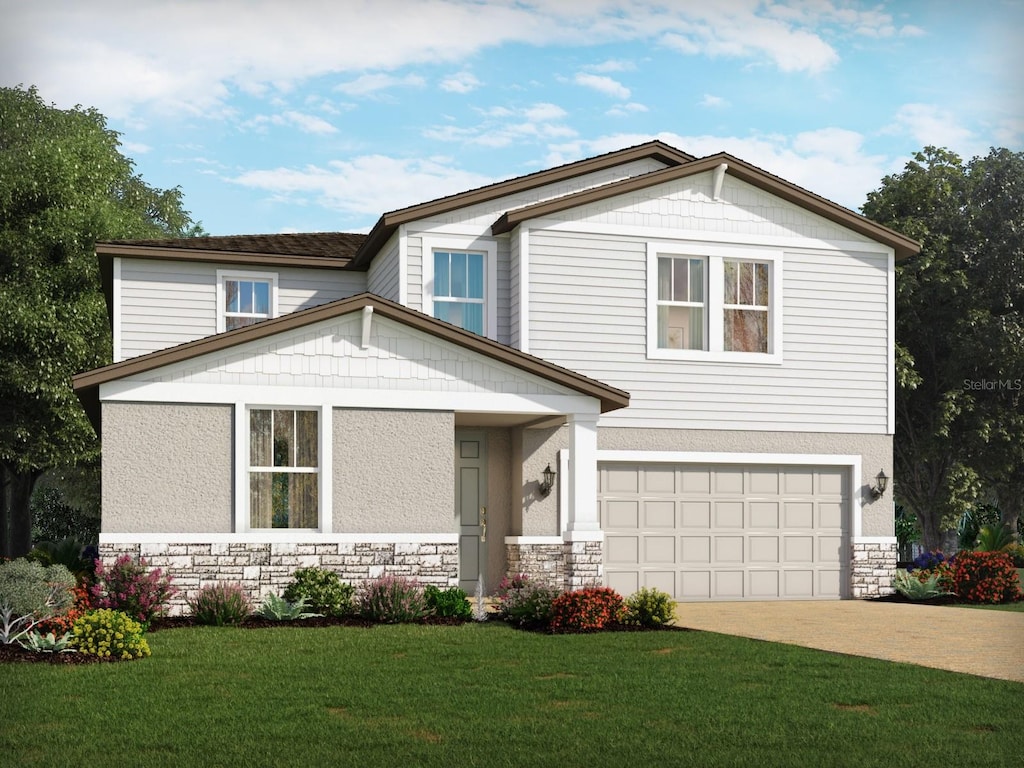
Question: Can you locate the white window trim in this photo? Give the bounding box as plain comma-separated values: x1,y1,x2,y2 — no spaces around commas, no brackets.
646,241,783,364
235,404,330,534
421,234,498,340
216,269,279,334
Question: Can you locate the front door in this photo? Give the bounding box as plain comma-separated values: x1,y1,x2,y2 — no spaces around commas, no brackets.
456,430,487,593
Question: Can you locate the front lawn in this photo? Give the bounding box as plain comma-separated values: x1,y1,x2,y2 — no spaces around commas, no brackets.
2,623,1020,767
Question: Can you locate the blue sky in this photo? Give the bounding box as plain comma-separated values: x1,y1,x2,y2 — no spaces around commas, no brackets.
3,0,1021,236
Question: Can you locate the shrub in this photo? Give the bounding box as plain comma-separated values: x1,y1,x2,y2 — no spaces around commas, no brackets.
0,559,76,621
623,587,676,627
550,587,625,633
909,550,950,572
952,551,1022,604
35,583,93,636
256,593,323,621
497,579,560,628
26,538,95,582
892,569,953,600
189,583,252,626
92,555,176,627
72,609,151,660
1004,542,1024,568
424,585,472,619
283,568,354,617
974,523,1015,552
19,630,76,653
359,576,428,623
908,551,955,593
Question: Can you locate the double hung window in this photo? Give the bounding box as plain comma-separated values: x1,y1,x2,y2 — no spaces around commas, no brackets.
217,270,278,332
432,250,486,335
248,409,318,529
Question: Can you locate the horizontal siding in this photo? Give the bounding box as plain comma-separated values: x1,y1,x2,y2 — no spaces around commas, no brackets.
527,229,890,433
496,236,511,346
407,239,422,312
367,235,400,302
510,233,520,349
119,259,366,360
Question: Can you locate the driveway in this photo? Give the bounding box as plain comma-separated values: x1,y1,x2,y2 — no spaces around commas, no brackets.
674,600,1024,683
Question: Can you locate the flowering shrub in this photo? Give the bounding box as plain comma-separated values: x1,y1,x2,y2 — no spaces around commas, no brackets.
283,568,354,617
359,576,428,623
952,551,1022,604
72,609,150,660
496,573,531,597
92,556,176,627
549,587,625,633
424,585,472,619
497,578,560,628
623,587,676,627
908,551,956,593
189,582,252,626
35,583,93,636
1002,542,1024,568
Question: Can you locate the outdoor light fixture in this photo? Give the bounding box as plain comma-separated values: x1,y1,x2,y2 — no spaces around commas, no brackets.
870,469,889,499
539,464,556,497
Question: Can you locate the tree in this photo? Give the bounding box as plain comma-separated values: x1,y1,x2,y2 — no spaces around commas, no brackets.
0,85,201,558
863,147,1024,550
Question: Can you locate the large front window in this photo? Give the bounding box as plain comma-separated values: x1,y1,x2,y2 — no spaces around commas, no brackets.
432,250,486,335
249,409,318,529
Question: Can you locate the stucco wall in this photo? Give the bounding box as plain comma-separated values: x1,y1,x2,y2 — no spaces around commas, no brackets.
520,426,565,536
101,402,233,533
333,409,453,533
597,427,894,537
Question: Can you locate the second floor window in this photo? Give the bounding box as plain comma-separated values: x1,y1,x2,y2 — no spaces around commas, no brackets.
433,250,485,335
723,259,770,353
217,270,278,333
657,256,706,350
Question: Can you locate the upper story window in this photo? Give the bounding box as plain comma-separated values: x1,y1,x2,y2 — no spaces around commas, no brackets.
647,243,781,363
217,270,279,333
248,408,318,529
422,235,498,340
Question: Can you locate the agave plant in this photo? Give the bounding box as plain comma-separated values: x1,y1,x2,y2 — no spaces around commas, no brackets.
892,569,953,600
18,629,77,653
256,593,323,621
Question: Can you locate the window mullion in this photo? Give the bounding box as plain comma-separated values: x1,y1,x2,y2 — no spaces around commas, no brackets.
708,257,725,353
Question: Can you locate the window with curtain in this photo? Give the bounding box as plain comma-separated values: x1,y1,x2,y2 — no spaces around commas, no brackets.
656,255,706,350
432,250,485,335
723,259,770,353
249,409,318,529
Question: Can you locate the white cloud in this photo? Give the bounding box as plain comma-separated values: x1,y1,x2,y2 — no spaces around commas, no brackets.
440,71,482,93
886,103,982,156
425,101,576,147
587,59,636,73
606,102,648,117
335,73,426,96
121,141,151,154
229,154,495,217
574,73,631,99
699,94,728,108
524,102,568,122
239,110,338,135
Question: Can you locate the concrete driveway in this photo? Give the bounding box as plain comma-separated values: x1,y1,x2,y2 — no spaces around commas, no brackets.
674,600,1024,683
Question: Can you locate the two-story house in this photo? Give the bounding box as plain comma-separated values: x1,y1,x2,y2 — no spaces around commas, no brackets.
73,141,919,611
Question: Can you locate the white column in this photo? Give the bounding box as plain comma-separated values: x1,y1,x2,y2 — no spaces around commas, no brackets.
566,413,600,538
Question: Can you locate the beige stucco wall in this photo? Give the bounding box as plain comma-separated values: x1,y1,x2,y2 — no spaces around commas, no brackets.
520,426,565,536
101,402,233,533
598,428,894,537
333,409,453,533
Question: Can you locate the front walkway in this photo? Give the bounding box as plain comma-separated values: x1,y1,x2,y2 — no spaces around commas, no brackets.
675,600,1024,683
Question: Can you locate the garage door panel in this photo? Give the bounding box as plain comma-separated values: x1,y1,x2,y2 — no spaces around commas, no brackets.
601,463,849,602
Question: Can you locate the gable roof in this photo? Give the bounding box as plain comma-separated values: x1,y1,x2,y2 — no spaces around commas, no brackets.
348,140,696,269
491,152,921,260
73,292,630,432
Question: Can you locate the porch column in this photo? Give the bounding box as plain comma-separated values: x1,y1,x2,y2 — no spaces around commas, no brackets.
566,413,599,535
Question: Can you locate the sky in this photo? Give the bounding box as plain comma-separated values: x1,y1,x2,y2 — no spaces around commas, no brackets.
2,0,1022,236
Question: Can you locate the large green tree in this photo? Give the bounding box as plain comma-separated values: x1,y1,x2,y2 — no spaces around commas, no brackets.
863,147,1024,550
0,85,200,558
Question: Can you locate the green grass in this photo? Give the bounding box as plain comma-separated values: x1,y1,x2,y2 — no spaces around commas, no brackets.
957,600,1024,612
2,623,1021,768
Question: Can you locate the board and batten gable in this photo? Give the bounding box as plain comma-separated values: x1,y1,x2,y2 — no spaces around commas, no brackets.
522,171,894,434
116,257,367,360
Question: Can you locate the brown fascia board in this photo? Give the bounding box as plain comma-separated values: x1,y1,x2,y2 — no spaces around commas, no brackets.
491,153,922,260
73,292,630,432
348,140,696,269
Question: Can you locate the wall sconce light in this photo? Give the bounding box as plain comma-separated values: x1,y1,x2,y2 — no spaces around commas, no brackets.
539,464,556,497
870,469,888,499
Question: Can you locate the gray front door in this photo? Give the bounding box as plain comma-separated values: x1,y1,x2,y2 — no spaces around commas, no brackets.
456,430,487,593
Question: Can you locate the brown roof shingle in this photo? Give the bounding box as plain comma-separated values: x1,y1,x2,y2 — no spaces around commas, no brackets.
99,232,367,261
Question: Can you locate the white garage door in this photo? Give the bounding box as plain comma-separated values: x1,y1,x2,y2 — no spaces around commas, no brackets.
600,463,848,601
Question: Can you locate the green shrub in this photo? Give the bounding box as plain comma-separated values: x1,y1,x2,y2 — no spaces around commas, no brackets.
283,568,354,617
26,538,95,581
892,569,953,600
1004,543,1024,568
72,609,150,660
974,523,1015,552
549,587,625,633
92,555,176,627
424,585,472,619
0,558,76,619
359,576,428,623
623,587,676,627
19,629,76,653
497,580,560,628
256,593,323,621
188,583,252,626
952,551,1022,604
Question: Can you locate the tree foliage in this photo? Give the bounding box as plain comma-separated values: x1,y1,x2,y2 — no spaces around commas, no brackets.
0,85,201,558
863,146,1024,550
